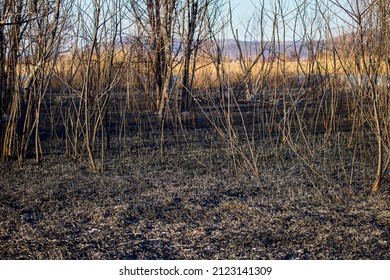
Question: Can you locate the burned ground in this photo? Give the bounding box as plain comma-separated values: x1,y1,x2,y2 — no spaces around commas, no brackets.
0,102,389,260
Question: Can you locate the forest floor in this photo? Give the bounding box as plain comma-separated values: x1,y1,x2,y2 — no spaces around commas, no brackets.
0,106,389,259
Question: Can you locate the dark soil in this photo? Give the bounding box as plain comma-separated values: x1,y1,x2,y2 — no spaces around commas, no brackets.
0,106,389,260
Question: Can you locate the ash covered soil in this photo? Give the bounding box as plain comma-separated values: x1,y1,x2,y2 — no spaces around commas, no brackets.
0,122,389,260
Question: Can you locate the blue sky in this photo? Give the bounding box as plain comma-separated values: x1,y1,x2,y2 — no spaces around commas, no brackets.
228,0,352,41
228,0,303,41
78,0,353,42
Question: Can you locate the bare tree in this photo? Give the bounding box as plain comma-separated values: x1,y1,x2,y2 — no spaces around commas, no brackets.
128,0,178,121
179,0,210,114
1,0,69,165
328,0,390,192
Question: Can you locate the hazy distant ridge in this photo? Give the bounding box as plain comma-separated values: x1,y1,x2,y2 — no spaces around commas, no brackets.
218,39,322,60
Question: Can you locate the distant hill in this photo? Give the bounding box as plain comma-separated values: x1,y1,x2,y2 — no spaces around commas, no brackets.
217,39,325,60
114,35,329,61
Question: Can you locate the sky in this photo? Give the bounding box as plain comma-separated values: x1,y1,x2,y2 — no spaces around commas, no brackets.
228,0,306,41
78,0,354,42
228,0,352,41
